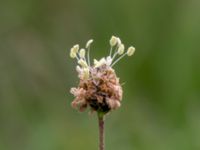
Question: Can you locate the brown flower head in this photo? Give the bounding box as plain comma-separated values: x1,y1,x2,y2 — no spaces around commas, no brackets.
69,36,136,114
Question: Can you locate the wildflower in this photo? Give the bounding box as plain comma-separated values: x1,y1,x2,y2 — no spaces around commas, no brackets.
69,35,136,114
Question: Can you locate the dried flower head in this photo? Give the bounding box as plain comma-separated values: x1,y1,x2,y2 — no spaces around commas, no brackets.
69,36,136,114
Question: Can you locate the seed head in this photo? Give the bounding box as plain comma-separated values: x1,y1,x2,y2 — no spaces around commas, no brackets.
69,36,136,114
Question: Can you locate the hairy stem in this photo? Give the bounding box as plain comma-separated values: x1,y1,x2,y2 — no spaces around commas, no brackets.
98,113,105,150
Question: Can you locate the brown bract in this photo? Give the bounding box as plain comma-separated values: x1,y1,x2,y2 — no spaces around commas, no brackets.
70,64,123,113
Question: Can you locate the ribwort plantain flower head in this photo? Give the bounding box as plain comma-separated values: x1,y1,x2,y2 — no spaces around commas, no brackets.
69,36,136,114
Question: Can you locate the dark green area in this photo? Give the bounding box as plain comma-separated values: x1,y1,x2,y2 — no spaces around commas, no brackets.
0,0,200,150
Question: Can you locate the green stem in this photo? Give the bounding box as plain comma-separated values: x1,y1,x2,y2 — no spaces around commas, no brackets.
98,112,105,150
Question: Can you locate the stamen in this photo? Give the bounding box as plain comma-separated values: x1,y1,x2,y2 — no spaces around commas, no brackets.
117,44,125,55
76,55,80,61
111,53,127,67
79,49,86,59
70,47,77,59
111,45,120,60
109,36,117,47
86,39,93,67
82,68,90,79
76,65,82,73
111,38,123,59
111,46,136,67
73,44,79,53
109,46,113,56
94,58,106,68
109,36,118,56
127,46,135,56
106,56,112,66
87,46,91,67
116,38,121,46
78,59,88,68
86,39,93,48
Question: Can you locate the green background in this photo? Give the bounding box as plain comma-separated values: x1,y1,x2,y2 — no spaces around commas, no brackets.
0,0,200,150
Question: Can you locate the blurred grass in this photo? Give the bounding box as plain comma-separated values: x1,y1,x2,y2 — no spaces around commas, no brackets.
0,0,200,150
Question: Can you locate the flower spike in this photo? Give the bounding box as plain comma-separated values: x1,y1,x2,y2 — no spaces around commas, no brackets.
69,35,136,113
69,35,136,150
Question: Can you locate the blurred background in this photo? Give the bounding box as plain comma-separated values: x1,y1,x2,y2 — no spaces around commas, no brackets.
0,0,200,150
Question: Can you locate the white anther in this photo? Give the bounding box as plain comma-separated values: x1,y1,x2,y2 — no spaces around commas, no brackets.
86,39,93,48
127,46,136,56
70,48,77,58
78,59,88,68
110,36,118,47
73,44,79,53
79,49,86,58
117,44,125,55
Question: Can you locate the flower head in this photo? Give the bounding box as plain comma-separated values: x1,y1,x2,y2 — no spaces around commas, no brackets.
69,36,136,114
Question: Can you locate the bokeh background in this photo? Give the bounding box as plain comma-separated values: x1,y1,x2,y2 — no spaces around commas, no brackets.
0,0,200,150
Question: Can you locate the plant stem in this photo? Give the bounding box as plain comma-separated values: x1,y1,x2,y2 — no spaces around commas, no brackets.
98,113,105,150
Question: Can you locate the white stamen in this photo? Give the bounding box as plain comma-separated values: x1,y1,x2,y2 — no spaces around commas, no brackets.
76,65,82,73
110,36,117,47
109,47,113,56
111,45,120,60
78,59,88,68
73,44,79,53
94,58,106,68
93,59,99,66
127,46,136,56
86,40,93,67
82,68,90,79
117,38,121,46
70,48,77,58
86,39,93,48
79,49,86,59
117,44,125,55
69,36,136,71
111,53,127,67
106,56,112,66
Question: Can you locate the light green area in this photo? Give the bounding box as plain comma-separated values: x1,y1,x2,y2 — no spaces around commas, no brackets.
0,0,200,150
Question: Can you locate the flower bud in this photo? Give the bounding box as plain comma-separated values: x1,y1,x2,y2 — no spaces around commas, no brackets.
109,36,117,46
79,49,86,58
117,44,125,55
78,59,88,68
86,39,93,48
127,46,135,56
